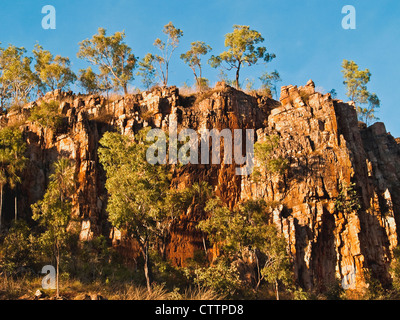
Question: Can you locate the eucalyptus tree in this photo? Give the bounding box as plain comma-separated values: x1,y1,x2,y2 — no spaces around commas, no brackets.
209,25,275,89
77,28,137,95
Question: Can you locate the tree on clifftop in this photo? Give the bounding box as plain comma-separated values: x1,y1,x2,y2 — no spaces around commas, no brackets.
33,44,76,95
209,25,275,89
259,69,281,99
77,28,137,95
342,59,380,125
180,41,212,91
78,67,99,94
137,53,157,91
153,22,183,87
0,44,36,109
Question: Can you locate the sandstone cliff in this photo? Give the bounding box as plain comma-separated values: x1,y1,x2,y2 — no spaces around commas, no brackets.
3,81,400,292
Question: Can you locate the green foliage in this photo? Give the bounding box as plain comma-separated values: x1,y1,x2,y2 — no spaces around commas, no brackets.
188,258,240,297
390,246,400,293
175,181,213,213
137,53,157,90
0,220,36,274
98,129,172,234
153,22,184,86
0,44,35,109
180,41,212,91
77,28,137,94
362,269,387,300
199,197,293,299
259,70,281,99
0,126,27,190
29,100,64,131
329,89,338,99
98,129,183,291
74,235,112,281
253,135,288,181
260,225,293,297
200,199,268,253
342,60,370,104
33,44,76,94
357,93,380,126
292,286,313,300
0,126,27,229
342,60,380,125
78,67,99,94
31,158,75,296
209,25,275,89
323,279,345,300
32,158,75,253
334,182,361,214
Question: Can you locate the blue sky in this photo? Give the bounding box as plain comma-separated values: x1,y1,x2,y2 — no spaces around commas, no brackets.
1,0,399,136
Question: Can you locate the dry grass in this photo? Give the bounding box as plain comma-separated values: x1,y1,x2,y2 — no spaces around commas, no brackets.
0,275,42,300
140,109,156,122
0,275,224,300
179,85,196,97
180,287,224,300
119,283,170,300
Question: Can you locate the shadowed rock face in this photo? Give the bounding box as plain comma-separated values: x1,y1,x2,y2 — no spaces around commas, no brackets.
4,81,400,292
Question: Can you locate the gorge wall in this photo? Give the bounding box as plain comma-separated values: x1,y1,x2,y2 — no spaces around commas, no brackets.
3,80,400,292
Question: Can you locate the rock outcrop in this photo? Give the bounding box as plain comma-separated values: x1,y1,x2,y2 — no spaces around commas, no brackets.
3,81,400,293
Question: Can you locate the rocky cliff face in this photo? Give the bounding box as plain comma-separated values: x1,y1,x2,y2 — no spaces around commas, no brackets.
3,81,400,292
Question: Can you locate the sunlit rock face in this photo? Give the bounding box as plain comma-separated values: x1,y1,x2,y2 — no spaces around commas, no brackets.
6,81,400,292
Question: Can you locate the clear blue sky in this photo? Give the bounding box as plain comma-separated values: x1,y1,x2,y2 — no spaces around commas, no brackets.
1,0,399,136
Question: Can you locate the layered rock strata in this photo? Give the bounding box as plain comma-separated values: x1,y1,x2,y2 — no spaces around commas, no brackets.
3,81,399,292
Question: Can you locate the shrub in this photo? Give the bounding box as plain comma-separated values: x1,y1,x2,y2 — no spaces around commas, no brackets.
0,221,36,275
29,101,64,131
334,182,361,214
185,258,241,298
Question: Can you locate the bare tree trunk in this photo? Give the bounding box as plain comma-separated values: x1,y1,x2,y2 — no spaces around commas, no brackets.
235,62,241,89
202,236,208,257
56,246,60,298
255,254,261,291
14,190,17,222
143,243,152,294
275,280,279,300
164,62,169,87
160,235,167,261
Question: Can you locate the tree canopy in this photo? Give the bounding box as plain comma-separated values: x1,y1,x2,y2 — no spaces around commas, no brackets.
137,53,157,91
98,129,180,292
31,158,75,298
199,198,292,299
153,22,183,87
180,41,212,91
77,28,137,95
342,59,380,125
259,70,281,99
0,44,35,109
0,127,27,229
209,25,275,89
33,44,76,94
